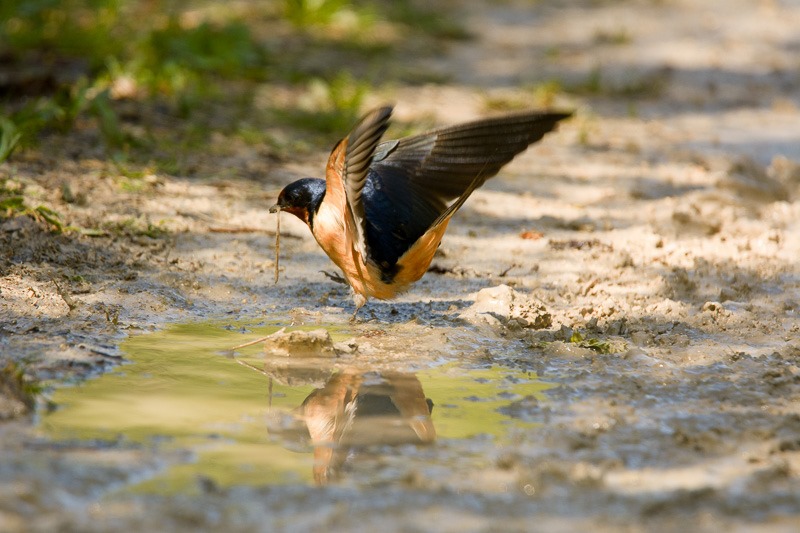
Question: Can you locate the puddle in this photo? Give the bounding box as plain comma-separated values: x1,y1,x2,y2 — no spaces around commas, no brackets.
38,321,551,493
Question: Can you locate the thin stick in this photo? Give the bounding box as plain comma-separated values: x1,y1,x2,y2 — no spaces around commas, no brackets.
274,210,281,284
236,358,270,375
207,226,301,238
209,227,276,234
229,327,286,351
230,336,271,351
53,280,77,311
499,262,521,277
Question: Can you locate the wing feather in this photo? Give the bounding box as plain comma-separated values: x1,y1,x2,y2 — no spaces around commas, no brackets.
362,110,571,272
373,110,570,203
343,106,393,259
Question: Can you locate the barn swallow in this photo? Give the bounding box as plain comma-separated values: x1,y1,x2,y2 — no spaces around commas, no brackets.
270,106,571,318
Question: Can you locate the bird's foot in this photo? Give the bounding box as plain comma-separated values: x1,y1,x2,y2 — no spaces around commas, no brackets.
320,270,348,285
349,293,367,323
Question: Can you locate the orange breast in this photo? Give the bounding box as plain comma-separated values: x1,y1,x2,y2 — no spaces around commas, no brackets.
312,206,449,301
314,138,450,301
312,202,406,301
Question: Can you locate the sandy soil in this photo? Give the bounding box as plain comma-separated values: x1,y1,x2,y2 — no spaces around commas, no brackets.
2,0,800,531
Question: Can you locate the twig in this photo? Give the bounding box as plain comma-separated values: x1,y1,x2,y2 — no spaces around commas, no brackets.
320,270,348,284
274,211,281,284
236,358,269,376
208,226,301,238
499,262,521,277
209,226,276,235
229,327,286,351
230,336,271,351
53,280,78,311
89,348,122,359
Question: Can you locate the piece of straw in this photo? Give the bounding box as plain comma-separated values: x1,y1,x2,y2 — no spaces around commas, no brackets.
274,210,281,284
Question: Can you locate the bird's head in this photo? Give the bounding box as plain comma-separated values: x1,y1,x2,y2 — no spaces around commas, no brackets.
269,177,326,226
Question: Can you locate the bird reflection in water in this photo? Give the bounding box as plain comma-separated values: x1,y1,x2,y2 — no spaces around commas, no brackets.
257,362,436,485
302,370,435,484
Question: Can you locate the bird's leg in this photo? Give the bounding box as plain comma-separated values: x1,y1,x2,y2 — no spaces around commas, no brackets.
349,293,367,323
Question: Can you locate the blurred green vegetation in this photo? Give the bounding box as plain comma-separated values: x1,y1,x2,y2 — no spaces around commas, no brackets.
0,0,467,170
568,330,613,354
1,360,43,415
1,177,64,230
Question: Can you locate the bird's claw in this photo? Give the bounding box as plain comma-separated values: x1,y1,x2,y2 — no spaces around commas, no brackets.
320,270,348,285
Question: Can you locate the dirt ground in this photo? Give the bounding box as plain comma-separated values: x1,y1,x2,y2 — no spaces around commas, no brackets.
2,0,800,531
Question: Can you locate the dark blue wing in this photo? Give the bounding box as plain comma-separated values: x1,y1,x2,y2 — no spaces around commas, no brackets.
362,167,444,276
362,111,572,274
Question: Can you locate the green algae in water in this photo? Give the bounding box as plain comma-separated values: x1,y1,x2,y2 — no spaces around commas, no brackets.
39,320,551,493
42,321,318,490
418,364,544,440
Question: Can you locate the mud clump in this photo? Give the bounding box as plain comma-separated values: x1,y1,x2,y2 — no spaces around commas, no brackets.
263,328,339,358
459,285,552,332
719,156,790,203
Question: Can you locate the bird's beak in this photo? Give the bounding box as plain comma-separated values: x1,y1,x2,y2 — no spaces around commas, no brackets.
269,204,281,214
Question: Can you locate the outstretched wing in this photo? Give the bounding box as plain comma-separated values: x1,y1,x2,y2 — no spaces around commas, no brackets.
340,106,393,260
363,110,572,272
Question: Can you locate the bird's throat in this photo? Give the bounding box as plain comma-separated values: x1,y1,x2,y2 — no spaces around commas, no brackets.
284,206,310,226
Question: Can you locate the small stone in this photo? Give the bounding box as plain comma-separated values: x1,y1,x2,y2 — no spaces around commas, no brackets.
702,301,723,313
630,330,650,346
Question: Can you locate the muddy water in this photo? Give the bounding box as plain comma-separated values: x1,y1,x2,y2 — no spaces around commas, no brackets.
38,321,550,493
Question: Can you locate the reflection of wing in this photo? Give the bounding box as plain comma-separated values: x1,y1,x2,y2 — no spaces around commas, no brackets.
364,111,572,271
385,371,436,443
345,371,436,445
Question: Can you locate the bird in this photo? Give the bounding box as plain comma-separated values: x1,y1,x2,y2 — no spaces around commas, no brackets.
270,105,571,319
